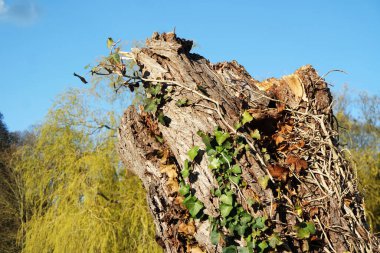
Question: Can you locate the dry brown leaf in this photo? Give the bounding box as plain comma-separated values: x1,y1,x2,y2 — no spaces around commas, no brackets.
178,221,196,235
277,102,286,113
160,164,178,179
167,178,179,192
268,164,289,182
273,134,285,146
289,139,305,151
285,155,308,173
190,246,205,253
309,207,319,217
160,148,170,164
174,195,185,205
277,144,289,152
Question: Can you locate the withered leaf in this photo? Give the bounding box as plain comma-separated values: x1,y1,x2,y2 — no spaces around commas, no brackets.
309,207,319,217
273,134,285,146
268,164,289,182
178,221,196,235
286,155,308,173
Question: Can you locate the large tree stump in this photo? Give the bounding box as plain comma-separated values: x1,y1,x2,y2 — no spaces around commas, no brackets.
115,32,379,252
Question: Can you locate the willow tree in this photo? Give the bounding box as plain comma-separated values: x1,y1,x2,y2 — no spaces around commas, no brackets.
0,113,22,253
13,90,161,253
90,32,380,252
335,91,380,232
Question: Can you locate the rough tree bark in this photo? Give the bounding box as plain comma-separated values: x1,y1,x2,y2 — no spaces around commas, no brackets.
115,32,379,252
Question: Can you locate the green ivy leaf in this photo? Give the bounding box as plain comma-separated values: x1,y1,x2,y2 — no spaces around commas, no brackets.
236,224,248,236
250,129,261,140
210,230,220,245
209,157,221,169
179,184,190,196
306,221,316,234
215,130,230,146
268,233,283,248
230,175,241,185
107,37,114,49
222,245,237,253
214,188,222,197
197,130,211,149
220,194,233,206
295,221,316,239
258,175,269,189
155,135,163,143
181,168,189,178
238,246,251,253
149,84,162,95
220,203,233,217
230,164,242,174
242,111,253,125
258,241,268,253
176,98,189,107
240,212,252,225
183,196,203,217
144,98,158,113
253,217,266,230
184,159,189,170
188,146,200,161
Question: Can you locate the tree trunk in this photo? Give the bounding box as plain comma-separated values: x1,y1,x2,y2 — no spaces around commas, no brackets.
116,32,379,252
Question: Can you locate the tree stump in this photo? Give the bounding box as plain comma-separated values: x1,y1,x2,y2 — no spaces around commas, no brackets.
115,32,379,252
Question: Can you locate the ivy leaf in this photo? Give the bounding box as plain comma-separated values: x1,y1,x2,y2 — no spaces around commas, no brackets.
230,175,241,185
253,217,266,230
181,168,189,178
258,175,269,189
222,245,237,253
215,130,230,146
237,247,251,253
258,241,268,253
188,146,200,161
149,84,161,96
241,111,253,125
209,157,221,169
197,130,211,149
176,98,189,107
295,221,316,239
220,203,233,217
268,233,283,248
144,98,158,113
179,184,190,196
184,159,189,170
157,111,170,126
234,122,242,130
220,194,233,206
240,212,252,225
250,129,261,140
230,164,242,174
210,230,220,245
107,37,114,49
236,224,248,236
183,196,203,217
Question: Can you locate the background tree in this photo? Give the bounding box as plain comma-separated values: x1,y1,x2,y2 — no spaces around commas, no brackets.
0,112,22,253
335,90,380,232
12,90,162,253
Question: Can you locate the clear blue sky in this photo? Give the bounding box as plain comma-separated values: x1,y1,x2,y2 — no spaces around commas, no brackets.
0,0,379,131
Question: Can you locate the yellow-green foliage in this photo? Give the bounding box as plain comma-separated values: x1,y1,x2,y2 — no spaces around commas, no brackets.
335,91,380,232
13,90,162,253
